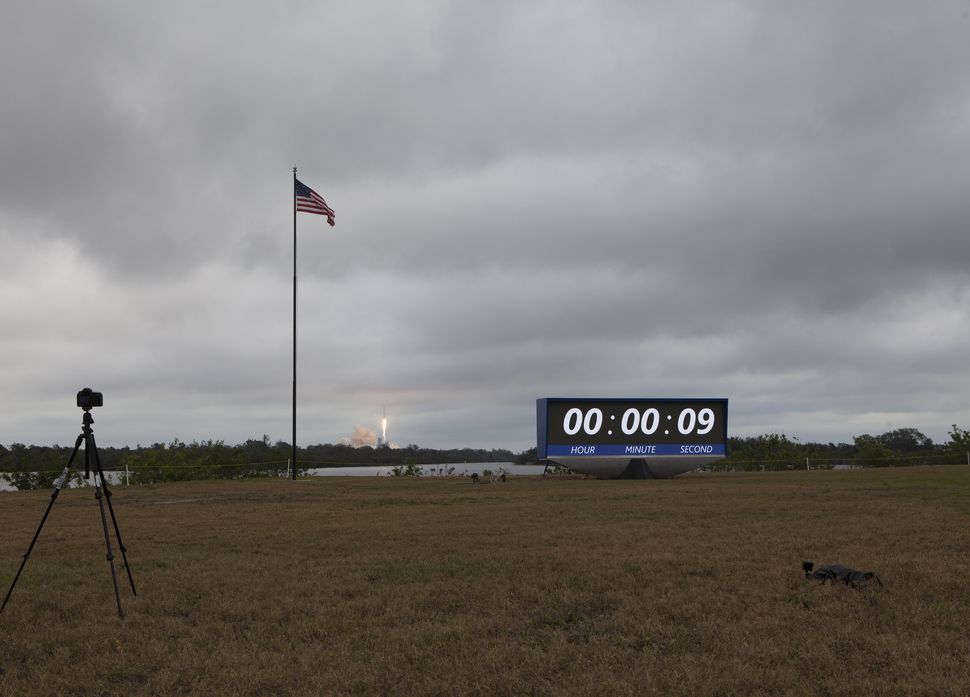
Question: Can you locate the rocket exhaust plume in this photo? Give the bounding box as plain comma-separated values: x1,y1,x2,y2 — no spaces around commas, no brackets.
342,425,377,448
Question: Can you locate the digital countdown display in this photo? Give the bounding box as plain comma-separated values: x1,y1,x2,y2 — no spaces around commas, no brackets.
537,398,728,459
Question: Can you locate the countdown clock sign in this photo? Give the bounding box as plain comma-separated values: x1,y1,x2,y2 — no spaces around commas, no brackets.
537,398,728,460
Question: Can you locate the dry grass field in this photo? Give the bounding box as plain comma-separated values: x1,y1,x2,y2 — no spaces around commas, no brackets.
1,467,969,696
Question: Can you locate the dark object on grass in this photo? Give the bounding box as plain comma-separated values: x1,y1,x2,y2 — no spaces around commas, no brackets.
803,561,882,588
471,472,480,482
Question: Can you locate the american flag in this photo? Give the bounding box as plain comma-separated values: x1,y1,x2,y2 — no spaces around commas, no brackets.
295,178,335,226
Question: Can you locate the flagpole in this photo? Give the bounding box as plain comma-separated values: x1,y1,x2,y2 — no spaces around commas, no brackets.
292,166,298,481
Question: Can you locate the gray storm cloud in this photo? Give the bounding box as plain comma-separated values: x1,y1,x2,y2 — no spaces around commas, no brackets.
1,0,969,448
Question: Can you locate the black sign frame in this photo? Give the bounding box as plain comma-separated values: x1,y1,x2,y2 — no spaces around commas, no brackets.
537,397,729,459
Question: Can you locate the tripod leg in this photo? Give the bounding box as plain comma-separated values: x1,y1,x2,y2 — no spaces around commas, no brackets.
1,435,83,614
88,433,136,597
87,440,125,618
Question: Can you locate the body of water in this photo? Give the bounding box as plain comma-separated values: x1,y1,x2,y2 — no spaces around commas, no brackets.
0,463,547,491
304,462,546,477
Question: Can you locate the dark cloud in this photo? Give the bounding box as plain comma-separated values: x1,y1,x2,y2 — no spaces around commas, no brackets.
2,1,970,449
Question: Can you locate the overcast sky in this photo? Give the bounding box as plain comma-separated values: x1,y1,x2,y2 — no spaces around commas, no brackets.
2,1,969,451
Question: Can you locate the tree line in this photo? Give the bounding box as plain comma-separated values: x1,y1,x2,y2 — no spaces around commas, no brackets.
509,425,970,471
0,436,518,490
711,425,970,471
3,425,969,490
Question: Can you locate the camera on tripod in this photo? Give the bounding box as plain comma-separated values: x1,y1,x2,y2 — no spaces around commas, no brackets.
77,388,103,410
2,388,135,618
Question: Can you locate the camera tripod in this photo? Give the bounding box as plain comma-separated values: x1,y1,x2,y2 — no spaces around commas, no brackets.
1,407,136,618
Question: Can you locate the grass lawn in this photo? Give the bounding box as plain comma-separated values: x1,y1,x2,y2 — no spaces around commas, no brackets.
1,467,969,696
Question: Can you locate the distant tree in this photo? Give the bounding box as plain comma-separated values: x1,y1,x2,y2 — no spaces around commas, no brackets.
723,433,802,470
875,428,934,453
853,434,896,467
948,425,970,454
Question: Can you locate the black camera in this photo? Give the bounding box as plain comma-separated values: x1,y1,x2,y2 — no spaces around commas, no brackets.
77,388,103,410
